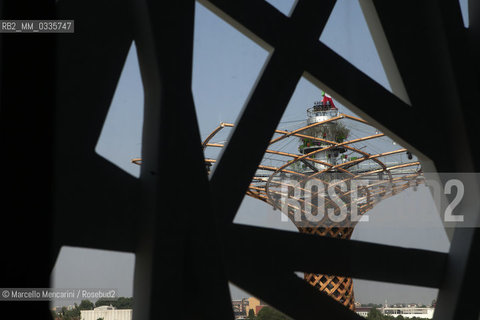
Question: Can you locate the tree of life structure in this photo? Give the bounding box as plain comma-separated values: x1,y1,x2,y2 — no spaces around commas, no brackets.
199,98,423,310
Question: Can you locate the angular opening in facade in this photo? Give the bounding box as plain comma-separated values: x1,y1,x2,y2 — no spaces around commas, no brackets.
95,42,144,178
50,246,135,320
193,1,271,176
320,0,410,105
264,0,297,17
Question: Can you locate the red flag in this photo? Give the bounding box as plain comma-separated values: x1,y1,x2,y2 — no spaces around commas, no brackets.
322,94,337,109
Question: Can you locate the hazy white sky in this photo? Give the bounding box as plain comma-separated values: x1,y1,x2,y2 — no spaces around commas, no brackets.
52,0,469,308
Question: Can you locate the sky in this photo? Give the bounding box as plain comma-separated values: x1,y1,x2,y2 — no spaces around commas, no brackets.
51,0,469,309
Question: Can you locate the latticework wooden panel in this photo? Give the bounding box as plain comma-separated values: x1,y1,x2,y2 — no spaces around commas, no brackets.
300,227,355,309
305,273,355,310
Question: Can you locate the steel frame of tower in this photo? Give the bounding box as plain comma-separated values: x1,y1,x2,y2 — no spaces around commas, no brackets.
1,0,480,320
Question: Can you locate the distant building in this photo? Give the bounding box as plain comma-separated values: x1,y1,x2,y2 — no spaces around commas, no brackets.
255,305,267,314
355,307,372,317
232,297,269,318
232,298,249,312
381,307,434,319
80,305,132,320
232,298,249,319
245,297,261,316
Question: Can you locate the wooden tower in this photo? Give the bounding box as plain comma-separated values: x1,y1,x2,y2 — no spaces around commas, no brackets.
199,97,422,311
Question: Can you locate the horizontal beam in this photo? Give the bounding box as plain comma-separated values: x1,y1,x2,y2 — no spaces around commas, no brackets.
227,224,447,288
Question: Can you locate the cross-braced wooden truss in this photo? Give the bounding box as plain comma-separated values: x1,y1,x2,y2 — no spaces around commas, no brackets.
197,112,422,310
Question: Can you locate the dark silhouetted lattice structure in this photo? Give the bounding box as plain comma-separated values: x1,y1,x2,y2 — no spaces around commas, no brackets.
2,1,480,319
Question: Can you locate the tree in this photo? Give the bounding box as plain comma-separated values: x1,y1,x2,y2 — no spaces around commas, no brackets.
115,297,134,309
247,309,256,320
367,308,384,320
95,298,111,308
67,304,80,318
95,297,133,309
256,306,291,320
61,306,67,315
78,299,94,310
